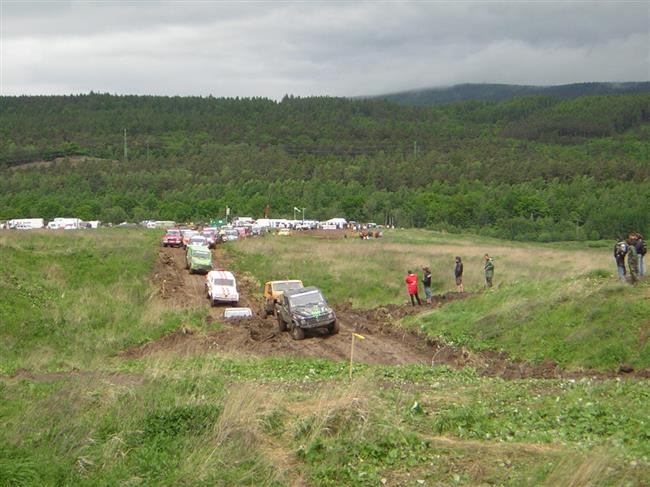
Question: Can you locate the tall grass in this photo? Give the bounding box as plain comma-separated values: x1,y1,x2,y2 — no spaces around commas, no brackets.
0,229,199,374
229,229,612,307
413,276,650,370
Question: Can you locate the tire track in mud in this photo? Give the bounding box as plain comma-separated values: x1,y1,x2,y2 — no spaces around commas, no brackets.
139,246,454,366
128,245,650,379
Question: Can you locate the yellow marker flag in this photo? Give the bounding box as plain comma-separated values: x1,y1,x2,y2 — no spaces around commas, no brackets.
350,332,366,379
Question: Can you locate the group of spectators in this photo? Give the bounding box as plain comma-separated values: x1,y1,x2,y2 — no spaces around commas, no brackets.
404,254,495,306
614,233,646,284
403,233,645,307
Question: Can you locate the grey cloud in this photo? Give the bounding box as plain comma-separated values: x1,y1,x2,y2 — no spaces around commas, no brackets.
1,1,648,97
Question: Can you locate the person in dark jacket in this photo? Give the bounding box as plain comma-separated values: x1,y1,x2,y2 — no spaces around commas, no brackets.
422,266,433,304
405,270,421,306
627,237,639,284
484,254,494,288
630,232,646,277
454,256,464,293
614,240,628,281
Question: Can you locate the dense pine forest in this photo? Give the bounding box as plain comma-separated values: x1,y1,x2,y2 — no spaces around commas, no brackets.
1,92,649,240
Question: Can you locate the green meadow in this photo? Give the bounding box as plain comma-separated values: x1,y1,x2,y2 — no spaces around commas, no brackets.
1,229,649,486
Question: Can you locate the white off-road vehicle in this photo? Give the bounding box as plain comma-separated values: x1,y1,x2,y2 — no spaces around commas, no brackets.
205,270,239,306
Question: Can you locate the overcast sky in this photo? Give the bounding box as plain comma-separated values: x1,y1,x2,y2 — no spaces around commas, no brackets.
1,1,649,98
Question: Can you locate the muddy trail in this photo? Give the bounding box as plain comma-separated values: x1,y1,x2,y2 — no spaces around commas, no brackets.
133,246,650,380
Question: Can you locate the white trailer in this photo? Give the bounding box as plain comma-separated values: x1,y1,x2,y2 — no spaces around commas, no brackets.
322,218,347,229
233,217,254,227
146,220,175,229
48,218,82,230
8,218,45,229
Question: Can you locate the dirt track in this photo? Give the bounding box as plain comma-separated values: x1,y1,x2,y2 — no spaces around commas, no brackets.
125,245,650,379
134,245,443,365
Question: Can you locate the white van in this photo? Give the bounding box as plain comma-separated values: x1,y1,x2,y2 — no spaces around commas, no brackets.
205,270,239,306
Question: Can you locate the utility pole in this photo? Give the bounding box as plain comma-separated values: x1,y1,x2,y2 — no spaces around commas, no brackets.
413,140,417,158
146,138,150,163
123,128,128,162
302,207,305,223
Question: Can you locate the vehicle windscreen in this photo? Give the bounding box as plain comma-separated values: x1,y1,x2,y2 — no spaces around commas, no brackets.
211,278,234,286
194,250,211,259
167,230,180,235
190,238,207,244
274,282,301,292
288,290,324,307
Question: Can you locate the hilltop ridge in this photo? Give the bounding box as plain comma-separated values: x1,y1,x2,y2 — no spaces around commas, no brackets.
366,81,650,105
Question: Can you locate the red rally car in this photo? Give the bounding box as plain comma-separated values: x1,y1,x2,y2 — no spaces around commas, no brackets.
162,229,183,247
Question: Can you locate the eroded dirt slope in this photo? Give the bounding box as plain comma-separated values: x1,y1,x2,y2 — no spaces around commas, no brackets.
140,246,461,365
128,245,650,379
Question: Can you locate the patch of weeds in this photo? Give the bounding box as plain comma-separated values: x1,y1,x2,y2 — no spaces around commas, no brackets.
299,429,431,486
261,408,287,437
0,448,40,487
140,404,222,440
582,268,612,279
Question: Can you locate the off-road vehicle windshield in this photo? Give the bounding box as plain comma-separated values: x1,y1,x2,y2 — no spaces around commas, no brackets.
288,290,324,307
194,250,211,259
274,282,302,292
210,278,234,286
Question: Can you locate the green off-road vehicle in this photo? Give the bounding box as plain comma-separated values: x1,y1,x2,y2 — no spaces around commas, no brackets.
185,245,212,274
276,286,338,340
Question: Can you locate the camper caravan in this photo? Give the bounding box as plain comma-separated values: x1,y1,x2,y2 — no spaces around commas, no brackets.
232,217,254,227
8,218,44,230
48,218,81,230
146,220,176,229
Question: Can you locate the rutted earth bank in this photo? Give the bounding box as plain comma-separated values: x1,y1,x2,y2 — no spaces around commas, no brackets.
126,246,650,379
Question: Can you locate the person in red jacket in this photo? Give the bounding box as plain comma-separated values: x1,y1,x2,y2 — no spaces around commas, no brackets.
405,270,421,306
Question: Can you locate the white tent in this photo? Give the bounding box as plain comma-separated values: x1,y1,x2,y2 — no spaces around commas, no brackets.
325,218,347,225
323,218,347,229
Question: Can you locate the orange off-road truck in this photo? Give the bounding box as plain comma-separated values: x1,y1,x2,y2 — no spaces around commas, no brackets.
263,280,303,316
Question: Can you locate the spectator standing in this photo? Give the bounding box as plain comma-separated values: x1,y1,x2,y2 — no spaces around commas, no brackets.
454,256,464,293
484,254,494,288
405,270,421,306
422,266,433,304
627,237,639,284
632,233,646,277
614,240,628,281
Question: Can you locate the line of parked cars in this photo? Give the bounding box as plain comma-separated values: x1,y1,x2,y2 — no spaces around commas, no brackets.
162,228,223,249
161,227,337,338
161,226,250,317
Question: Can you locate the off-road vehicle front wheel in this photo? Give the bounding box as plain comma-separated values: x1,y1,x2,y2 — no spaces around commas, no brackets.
291,323,305,340
277,313,287,332
328,321,339,335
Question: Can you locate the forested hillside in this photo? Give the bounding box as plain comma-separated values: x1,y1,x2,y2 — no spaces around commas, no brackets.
1,92,649,240
371,82,650,106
